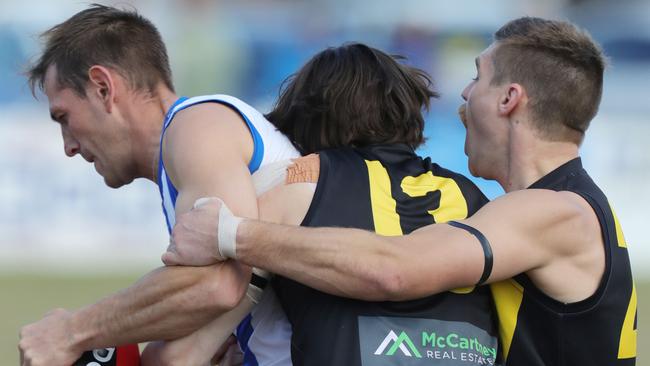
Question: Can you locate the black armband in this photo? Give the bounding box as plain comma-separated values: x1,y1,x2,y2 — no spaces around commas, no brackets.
448,221,493,286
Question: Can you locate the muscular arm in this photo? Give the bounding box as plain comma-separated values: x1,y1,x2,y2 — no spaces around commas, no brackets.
146,169,317,366
235,189,604,302
85,264,247,346
140,103,259,357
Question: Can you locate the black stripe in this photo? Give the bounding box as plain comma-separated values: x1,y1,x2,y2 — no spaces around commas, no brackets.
250,272,269,290
448,221,493,286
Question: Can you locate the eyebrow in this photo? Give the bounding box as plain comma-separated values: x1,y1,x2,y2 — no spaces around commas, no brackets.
475,57,480,70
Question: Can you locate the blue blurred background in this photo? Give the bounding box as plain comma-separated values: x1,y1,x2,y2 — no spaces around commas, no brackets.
0,0,648,283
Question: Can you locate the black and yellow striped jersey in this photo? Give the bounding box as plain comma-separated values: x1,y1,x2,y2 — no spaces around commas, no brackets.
491,158,637,366
273,144,501,366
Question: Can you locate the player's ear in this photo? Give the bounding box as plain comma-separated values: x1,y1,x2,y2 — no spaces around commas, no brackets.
497,83,524,117
88,65,116,113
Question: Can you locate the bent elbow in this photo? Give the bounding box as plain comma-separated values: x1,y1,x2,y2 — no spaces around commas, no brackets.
367,264,408,301
348,249,413,302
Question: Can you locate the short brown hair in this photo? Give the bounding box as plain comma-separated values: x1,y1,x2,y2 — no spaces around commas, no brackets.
27,4,173,97
491,17,606,143
266,43,438,154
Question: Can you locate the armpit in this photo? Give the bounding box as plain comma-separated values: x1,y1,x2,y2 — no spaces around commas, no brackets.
287,154,320,184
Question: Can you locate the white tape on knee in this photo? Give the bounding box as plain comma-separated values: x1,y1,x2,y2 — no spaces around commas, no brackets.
217,202,242,259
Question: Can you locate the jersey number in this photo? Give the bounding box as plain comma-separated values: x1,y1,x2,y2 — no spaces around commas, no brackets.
611,205,637,359
365,160,468,237
366,161,473,294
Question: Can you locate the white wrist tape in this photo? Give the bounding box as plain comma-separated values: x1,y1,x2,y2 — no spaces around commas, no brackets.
217,201,243,259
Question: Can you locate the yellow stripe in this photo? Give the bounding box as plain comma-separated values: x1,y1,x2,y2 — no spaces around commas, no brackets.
365,160,402,236
450,286,475,294
490,280,524,360
618,283,637,358
609,203,636,358
609,203,627,248
400,171,468,223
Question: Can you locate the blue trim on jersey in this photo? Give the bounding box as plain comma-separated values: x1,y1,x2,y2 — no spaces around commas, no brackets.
165,174,179,208
237,314,259,366
158,184,173,234
157,97,189,233
246,121,264,173
165,97,190,127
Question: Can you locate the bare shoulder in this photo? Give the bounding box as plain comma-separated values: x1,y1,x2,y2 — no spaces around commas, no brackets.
160,102,256,204
470,188,601,256
170,102,249,132
475,190,605,302
165,103,250,141
509,189,599,236
483,189,592,220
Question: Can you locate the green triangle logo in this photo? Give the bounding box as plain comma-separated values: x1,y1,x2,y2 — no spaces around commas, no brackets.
374,330,422,358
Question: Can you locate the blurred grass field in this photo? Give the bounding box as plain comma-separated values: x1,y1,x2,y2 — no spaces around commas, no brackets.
0,273,645,365
0,272,143,364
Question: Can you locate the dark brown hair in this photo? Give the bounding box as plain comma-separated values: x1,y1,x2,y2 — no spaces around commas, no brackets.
27,4,173,97
491,17,606,143
266,43,438,154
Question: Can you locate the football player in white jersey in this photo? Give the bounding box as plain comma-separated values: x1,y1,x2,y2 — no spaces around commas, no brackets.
19,5,298,366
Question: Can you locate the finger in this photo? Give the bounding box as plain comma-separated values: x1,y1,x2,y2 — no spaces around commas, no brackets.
162,238,179,265
222,345,241,366
230,350,244,366
227,341,244,364
211,335,237,364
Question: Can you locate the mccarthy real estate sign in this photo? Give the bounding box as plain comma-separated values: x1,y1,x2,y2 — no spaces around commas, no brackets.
359,316,498,365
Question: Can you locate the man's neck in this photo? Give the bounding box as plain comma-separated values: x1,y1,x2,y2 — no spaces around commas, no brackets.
128,86,178,183
500,133,579,192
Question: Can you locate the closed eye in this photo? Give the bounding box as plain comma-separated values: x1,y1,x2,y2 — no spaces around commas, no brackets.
50,112,67,125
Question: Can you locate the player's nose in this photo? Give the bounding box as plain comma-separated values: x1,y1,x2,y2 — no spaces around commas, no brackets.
461,84,470,102
62,132,80,157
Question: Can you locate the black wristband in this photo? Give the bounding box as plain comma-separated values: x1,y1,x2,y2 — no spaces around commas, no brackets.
448,221,493,286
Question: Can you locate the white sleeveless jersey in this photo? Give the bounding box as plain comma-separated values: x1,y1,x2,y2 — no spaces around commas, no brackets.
156,95,298,366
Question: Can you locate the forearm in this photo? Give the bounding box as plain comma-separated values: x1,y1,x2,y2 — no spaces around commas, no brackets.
69,262,248,350
142,295,254,366
236,220,405,301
